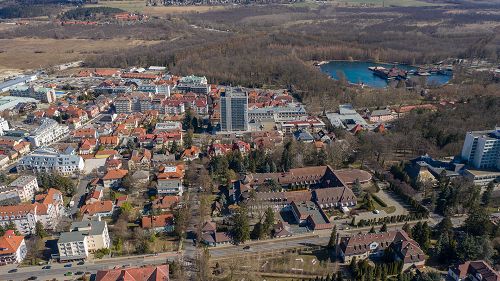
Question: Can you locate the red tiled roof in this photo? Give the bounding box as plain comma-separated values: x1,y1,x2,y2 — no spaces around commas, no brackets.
0,230,24,255
80,201,114,216
102,169,128,180
141,214,174,229
95,265,169,281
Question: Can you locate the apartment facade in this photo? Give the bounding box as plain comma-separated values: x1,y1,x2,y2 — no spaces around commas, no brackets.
0,175,40,203
220,88,248,132
0,205,38,235
58,218,110,261
461,128,500,170
17,148,85,175
27,118,69,147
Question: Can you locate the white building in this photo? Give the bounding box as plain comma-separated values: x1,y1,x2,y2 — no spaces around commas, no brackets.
154,122,182,132
461,128,500,170
0,117,9,136
58,217,110,261
0,175,39,203
17,147,85,175
10,85,56,103
248,104,308,123
27,118,69,147
57,232,89,261
34,188,64,230
0,230,27,265
157,178,183,196
0,205,38,235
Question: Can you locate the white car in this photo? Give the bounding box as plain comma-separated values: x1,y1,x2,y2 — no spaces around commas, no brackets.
373,210,380,214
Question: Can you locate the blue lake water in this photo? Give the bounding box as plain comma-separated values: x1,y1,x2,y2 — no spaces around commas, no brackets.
319,61,451,88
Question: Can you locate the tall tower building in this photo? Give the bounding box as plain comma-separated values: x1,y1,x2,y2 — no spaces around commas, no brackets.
220,88,248,132
461,127,500,170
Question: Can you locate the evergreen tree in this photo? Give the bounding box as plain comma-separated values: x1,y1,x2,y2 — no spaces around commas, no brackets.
232,207,250,244
262,207,275,236
482,181,495,206
380,223,388,232
35,221,47,238
184,129,194,149
352,178,362,196
327,225,337,249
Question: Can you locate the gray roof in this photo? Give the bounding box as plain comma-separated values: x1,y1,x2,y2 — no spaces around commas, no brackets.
70,220,106,236
0,75,36,91
58,231,86,243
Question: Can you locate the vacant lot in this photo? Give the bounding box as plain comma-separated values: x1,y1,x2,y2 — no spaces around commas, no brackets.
88,1,227,16
0,37,159,71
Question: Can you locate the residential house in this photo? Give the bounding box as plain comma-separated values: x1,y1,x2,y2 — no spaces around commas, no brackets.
129,149,152,170
157,178,183,196
98,136,119,149
448,260,500,281
339,230,425,270
181,146,200,161
80,201,114,218
199,221,231,247
95,265,169,281
152,196,180,211
0,230,27,265
141,213,174,233
102,169,128,189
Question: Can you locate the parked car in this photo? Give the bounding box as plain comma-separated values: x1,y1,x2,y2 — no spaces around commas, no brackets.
8,269,18,273
64,263,72,268
77,261,85,265
373,209,380,214
243,245,251,250
42,266,51,270
64,272,73,276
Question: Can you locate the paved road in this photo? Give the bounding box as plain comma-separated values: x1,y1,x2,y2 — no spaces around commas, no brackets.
70,179,89,215
209,219,434,260
0,252,180,281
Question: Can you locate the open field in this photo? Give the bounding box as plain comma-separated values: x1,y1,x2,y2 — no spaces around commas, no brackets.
0,37,159,71
328,0,438,7
87,1,227,16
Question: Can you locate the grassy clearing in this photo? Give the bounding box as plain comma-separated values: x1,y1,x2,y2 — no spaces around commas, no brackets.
0,38,159,71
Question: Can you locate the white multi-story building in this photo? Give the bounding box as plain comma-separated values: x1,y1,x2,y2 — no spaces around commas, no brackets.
0,205,38,235
461,127,500,170
27,118,69,147
34,188,63,230
57,232,89,261
0,230,27,265
248,104,308,123
17,148,85,175
10,85,56,103
0,175,39,203
58,217,110,261
0,117,9,136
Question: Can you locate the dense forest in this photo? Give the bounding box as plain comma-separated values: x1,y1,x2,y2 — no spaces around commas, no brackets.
60,7,126,20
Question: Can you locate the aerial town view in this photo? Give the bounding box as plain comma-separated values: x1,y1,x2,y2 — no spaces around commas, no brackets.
0,0,499,280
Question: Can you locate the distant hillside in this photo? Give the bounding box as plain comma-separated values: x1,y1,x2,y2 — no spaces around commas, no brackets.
60,6,126,20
